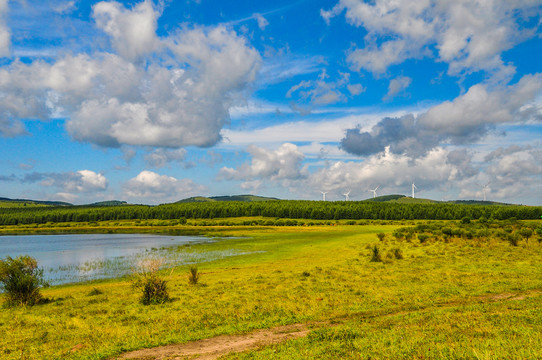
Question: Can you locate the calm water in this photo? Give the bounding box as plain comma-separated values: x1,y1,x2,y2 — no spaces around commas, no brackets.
0,234,229,285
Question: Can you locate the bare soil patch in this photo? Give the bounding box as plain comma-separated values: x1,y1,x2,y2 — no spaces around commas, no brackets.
114,323,315,360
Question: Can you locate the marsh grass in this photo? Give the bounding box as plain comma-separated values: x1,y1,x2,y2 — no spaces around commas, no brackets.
0,221,541,359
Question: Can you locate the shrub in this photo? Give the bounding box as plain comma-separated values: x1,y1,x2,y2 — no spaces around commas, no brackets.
508,233,520,247
519,228,533,242
0,255,47,306
418,234,429,243
461,216,471,224
188,265,200,285
376,233,386,241
132,259,169,305
87,288,104,296
370,246,383,262
391,248,404,259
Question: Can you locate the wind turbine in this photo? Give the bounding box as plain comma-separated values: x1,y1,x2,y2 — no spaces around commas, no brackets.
343,190,351,201
369,186,379,198
320,191,328,201
412,183,418,199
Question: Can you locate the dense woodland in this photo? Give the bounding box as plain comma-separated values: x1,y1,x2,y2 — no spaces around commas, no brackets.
0,201,541,225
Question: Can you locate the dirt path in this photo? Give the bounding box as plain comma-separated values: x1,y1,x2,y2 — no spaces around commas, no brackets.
115,323,315,360
114,290,541,360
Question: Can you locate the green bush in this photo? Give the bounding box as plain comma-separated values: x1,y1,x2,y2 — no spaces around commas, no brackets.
0,255,47,306
370,246,383,262
188,265,200,285
392,248,404,259
132,259,169,305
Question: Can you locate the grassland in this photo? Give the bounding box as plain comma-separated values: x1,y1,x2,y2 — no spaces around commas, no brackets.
1,220,542,359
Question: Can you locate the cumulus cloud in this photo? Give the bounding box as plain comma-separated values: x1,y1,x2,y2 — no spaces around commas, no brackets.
341,74,542,157
123,170,207,203
308,147,468,197
219,143,308,188
92,0,160,61
323,0,541,78
229,143,479,200
0,0,9,57
18,170,108,194
458,145,542,201
0,1,261,150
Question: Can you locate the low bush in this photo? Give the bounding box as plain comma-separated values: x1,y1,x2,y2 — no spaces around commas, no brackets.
370,246,383,262
391,248,404,259
188,265,200,285
132,259,169,305
0,255,47,306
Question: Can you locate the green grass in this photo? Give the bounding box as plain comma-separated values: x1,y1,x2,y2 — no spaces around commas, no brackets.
0,201,49,209
1,221,541,359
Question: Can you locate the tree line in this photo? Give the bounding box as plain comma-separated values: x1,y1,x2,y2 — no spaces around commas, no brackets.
0,201,541,225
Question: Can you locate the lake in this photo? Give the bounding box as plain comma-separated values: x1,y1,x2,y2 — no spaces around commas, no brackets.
0,234,237,285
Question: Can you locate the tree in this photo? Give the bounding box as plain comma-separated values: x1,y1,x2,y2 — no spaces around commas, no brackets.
0,255,47,306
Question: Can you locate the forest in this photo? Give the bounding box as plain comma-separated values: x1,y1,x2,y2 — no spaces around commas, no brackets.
0,200,541,225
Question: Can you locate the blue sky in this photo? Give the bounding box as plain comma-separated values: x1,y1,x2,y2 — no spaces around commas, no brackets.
0,0,541,205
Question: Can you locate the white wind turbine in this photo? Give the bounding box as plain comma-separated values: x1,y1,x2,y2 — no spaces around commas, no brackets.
320,191,328,201
369,186,379,198
343,190,351,201
412,183,418,198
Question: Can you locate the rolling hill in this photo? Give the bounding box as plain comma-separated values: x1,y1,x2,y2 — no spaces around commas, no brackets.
0,197,72,208
176,195,279,203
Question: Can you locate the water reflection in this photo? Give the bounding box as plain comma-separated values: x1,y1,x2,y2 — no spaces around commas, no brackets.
0,234,218,285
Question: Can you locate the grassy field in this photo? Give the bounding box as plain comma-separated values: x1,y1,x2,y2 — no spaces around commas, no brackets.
1,220,542,359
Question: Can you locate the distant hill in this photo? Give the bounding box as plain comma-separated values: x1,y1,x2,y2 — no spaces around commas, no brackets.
363,195,512,205
0,197,72,207
363,194,406,202
391,197,439,204
447,200,514,206
362,195,437,204
87,200,128,207
176,195,280,203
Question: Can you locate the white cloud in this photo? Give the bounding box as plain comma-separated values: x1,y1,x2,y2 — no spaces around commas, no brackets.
218,142,481,201
286,70,361,107
308,147,464,196
92,0,160,61
123,170,207,203
144,148,187,168
457,145,542,202
0,0,10,57
222,108,415,150
348,39,416,75
341,74,542,157
383,76,412,101
347,83,365,96
324,0,541,78
54,1,76,14
253,13,269,30
418,74,542,135
0,1,261,149
219,143,308,185
24,170,109,197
